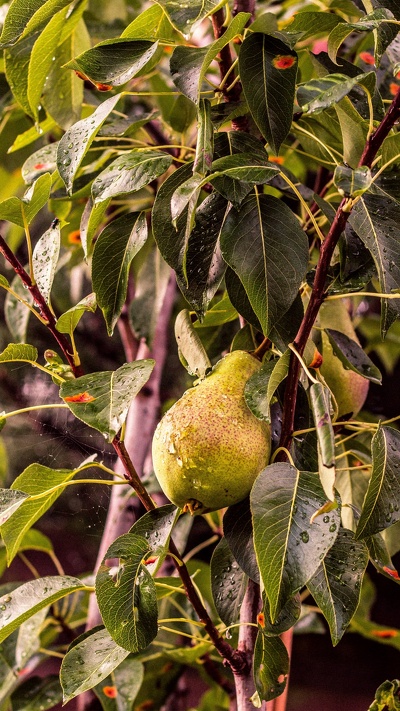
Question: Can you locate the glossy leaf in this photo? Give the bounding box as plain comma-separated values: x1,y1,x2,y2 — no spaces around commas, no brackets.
57,93,121,194
0,576,85,643
0,0,72,47
60,360,155,441
307,528,369,645
239,33,297,154
0,172,52,226
5,34,37,117
93,657,144,711
366,530,400,582
21,142,59,185
92,212,148,335
155,0,226,35
223,498,259,583
56,293,97,335
328,9,395,64
61,627,130,701
244,350,290,423
211,537,248,626
129,248,171,347
0,343,38,366
253,632,289,702
309,383,335,500
283,11,341,41
220,193,308,336
251,463,341,620
96,534,158,652
128,504,178,573
174,309,211,378
121,5,175,41
11,676,62,711
80,197,111,260
348,193,400,336
259,591,301,636
66,39,159,87
4,275,32,342
92,150,172,204
193,98,213,176
32,220,60,305
297,73,374,114
334,165,372,198
0,464,76,564
356,426,400,539
325,328,382,383
0,490,30,526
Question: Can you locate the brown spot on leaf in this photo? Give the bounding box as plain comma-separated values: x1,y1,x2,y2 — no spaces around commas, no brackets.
272,55,296,70
64,392,95,403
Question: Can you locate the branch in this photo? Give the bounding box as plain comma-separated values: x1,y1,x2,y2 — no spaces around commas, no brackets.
232,0,255,18
278,86,400,455
0,235,83,377
234,580,263,711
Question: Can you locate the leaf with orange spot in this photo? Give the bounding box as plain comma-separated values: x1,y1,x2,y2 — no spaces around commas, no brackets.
272,55,296,70
103,686,118,698
359,51,375,65
371,629,398,638
382,566,400,581
257,612,265,628
64,392,95,403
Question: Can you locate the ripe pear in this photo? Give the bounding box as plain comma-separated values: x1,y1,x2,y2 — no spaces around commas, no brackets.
152,350,271,514
316,299,369,419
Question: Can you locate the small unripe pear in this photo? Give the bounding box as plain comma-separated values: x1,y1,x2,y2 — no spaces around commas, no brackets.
152,350,271,514
317,300,369,419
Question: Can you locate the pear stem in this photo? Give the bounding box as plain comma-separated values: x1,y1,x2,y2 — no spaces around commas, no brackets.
278,86,400,456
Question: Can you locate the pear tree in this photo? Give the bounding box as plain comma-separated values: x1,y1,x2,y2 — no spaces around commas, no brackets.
0,0,400,709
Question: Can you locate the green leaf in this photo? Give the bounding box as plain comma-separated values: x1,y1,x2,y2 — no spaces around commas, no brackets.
4,274,34,343
211,537,248,626
8,115,58,153
92,150,172,204
42,19,89,130
193,98,213,176
93,657,144,711
121,5,175,41
239,33,297,154
26,5,69,122
297,73,374,114
60,360,155,441
328,9,396,64
0,490,30,526
0,172,52,226
0,0,72,47
21,143,59,185
65,39,159,87
154,0,225,34
57,93,122,194
284,11,342,41
10,676,63,711
309,382,335,499
348,193,400,337
60,627,130,702
129,504,178,556
307,528,368,645
0,464,76,564
366,530,400,582
0,576,85,643
80,197,111,260
356,426,400,539
170,12,250,103
334,165,372,198
260,591,301,636
129,247,172,347
325,328,382,383
244,350,291,423
92,212,148,335
5,33,38,117
15,607,49,671
220,193,308,336
223,498,259,583
95,534,158,652
174,309,211,378
56,293,97,335
153,165,228,317
253,632,289,702
32,220,60,305
368,680,400,711
210,153,279,185
251,463,341,620
0,343,38,365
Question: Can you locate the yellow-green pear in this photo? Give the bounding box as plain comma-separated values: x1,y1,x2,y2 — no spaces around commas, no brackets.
152,350,271,514
317,299,369,419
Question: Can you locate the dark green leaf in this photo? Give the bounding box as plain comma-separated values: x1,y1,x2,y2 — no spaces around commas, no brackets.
244,350,290,423
366,530,400,582
92,150,172,204
211,537,248,626
220,193,308,336
95,534,158,652
309,383,335,499
223,498,259,583
253,632,289,701
0,576,85,643
92,212,148,335
129,504,178,570
60,360,155,441
297,73,374,114
283,11,342,41
66,39,159,86
11,676,63,711
325,328,382,383
129,247,172,347
211,153,279,185
328,9,396,64
193,98,213,175
57,94,122,194
80,197,111,260
93,657,144,711
60,627,130,701
251,464,341,620
239,33,297,154
334,165,372,197
260,591,301,636
225,267,262,332
356,426,400,539
348,193,400,336
157,0,226,35
307,528,368,645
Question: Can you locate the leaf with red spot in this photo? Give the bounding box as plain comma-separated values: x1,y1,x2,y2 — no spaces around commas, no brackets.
102,686,118,698
63,392,95,404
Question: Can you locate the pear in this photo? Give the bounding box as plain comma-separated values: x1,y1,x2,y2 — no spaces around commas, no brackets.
317,299,369,419
152,350,271,514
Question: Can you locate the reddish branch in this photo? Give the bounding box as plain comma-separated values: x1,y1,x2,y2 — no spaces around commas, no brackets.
278,87,400,455
0,234,83,377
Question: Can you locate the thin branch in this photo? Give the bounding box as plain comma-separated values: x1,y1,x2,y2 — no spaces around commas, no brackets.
234,580,263,711
232,0,256,18
0,234,83,377
277,86,400,456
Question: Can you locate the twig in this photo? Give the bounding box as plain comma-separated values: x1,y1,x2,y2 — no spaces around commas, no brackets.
234,580,263,710
277,86,400,455
0,234,83,377
232,0,256,18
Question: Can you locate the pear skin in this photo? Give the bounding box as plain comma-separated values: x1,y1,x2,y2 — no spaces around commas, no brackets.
318,300,369,419
152,350,271,514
